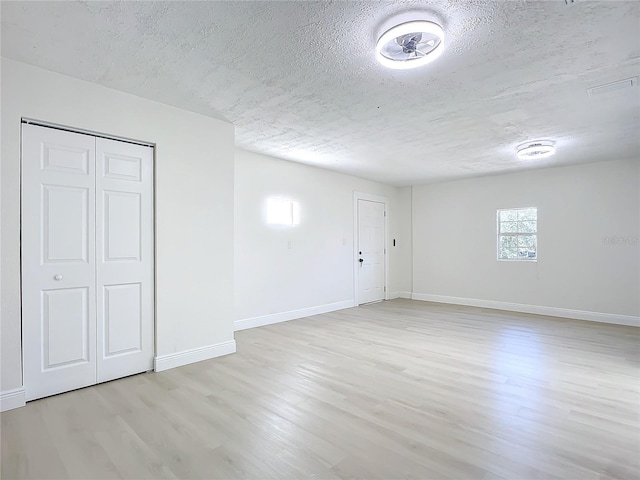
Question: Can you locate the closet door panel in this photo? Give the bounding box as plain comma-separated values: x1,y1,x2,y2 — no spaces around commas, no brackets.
96,138,154,382
22,124,97,401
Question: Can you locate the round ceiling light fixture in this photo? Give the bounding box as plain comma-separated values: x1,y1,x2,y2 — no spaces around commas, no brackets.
376,20,445,70
516,140,556,160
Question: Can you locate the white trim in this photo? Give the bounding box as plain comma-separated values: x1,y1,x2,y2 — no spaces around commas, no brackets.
235,300,353,331
1,388,26,412
411,293,640,327
353,191,389,306
154,340,236,372
388,291,412,300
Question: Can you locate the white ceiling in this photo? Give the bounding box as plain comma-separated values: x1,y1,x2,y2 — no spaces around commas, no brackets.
2,1,639,186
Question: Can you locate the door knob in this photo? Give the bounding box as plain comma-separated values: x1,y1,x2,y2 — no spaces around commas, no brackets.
54,274,63,281
359,258,364,263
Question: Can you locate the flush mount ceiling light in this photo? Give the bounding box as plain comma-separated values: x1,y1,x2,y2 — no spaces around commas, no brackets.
376,20,445,70
516,140,556,160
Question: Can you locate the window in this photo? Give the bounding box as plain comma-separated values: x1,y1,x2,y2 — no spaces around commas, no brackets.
267,197,300,225
497,207,537,260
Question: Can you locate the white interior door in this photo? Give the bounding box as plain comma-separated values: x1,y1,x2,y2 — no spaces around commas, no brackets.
22,124,154,401
22,124,97,401
96,138,154,382
357,199,385,304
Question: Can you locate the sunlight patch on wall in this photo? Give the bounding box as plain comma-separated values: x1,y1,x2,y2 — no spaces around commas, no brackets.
266,197,300,225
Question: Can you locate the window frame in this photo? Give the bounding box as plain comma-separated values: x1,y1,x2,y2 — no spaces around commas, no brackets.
496,206,538,262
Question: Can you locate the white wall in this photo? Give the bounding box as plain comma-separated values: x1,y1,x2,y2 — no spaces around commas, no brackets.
412,158,640,320
234,149,412,329
1,58,236,398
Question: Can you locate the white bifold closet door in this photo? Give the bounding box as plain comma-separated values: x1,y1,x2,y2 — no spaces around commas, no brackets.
22,124,154,401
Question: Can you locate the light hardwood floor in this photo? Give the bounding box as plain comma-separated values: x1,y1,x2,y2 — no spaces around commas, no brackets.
2,299,639,479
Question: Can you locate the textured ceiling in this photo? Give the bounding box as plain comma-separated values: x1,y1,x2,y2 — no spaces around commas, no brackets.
2,1,639,185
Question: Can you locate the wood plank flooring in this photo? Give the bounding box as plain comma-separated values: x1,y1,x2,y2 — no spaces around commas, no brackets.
2,299,639,479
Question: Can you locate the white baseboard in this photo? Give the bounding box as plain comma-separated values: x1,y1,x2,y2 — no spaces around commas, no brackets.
235,300,353,331
411,293,640,327
154,340,236,372
388,291,412,300
1,387,26,412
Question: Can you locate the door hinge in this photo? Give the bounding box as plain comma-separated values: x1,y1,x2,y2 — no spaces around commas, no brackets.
384,211,387,217
384,248,386,254
384,286,386,292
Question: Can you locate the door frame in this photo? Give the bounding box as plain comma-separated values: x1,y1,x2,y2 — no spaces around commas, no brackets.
19,119,157,396
353,191,388,306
